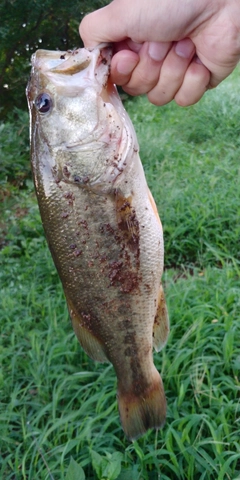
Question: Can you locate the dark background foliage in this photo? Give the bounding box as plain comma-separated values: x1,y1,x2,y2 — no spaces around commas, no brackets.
0,0,108,119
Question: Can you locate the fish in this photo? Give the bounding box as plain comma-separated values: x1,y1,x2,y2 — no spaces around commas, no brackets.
26,45,169,440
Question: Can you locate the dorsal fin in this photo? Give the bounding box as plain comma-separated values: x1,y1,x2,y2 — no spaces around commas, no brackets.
148,188,162,225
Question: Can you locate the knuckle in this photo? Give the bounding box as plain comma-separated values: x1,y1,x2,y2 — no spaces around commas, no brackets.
126,72,157,95
174,90,202,107
147,89,172,106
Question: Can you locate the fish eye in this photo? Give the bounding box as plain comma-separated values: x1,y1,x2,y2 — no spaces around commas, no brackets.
34,93,52,114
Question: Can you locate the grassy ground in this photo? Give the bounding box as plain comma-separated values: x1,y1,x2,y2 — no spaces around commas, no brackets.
0,68,240,479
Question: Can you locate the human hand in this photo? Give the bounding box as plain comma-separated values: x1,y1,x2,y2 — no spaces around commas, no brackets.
80,0,240,106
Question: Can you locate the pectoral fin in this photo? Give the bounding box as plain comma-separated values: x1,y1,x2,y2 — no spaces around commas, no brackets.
153,284,170,352
67,299,109,363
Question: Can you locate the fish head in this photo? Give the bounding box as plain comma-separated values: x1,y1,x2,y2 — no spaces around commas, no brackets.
26,46,112,147
26,45,137,191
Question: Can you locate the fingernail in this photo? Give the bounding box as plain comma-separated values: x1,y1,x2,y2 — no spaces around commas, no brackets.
127,39,143,53
175,38,194,58
148,42,169,62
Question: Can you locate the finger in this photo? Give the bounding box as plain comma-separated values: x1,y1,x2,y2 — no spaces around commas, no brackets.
174,58,211,106
119,41,172,95
200,56,239,89
147,38,195,106
80,4,129,47
110,50,140,85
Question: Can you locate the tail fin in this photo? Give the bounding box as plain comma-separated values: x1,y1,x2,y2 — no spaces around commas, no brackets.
117,369,166,440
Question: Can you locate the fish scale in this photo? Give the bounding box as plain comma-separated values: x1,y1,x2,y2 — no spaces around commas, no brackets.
26,44,170,440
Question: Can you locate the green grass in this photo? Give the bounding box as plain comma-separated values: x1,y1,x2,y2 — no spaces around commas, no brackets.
126,70,240,269
0,68,240,479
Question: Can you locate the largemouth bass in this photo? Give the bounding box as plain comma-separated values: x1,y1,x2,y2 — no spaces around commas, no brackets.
26,45,169,440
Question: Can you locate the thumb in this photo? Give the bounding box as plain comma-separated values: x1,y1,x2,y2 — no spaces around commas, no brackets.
80,4,129,48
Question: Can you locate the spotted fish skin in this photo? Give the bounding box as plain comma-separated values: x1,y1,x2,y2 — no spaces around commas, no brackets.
26,45,169,440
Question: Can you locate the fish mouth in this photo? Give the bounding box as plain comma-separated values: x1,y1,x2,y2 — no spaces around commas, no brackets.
49,43,112,75
32,44,112,71
30,45,112,93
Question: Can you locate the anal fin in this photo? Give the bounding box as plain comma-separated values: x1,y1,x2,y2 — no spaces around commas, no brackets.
153,284,170,352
